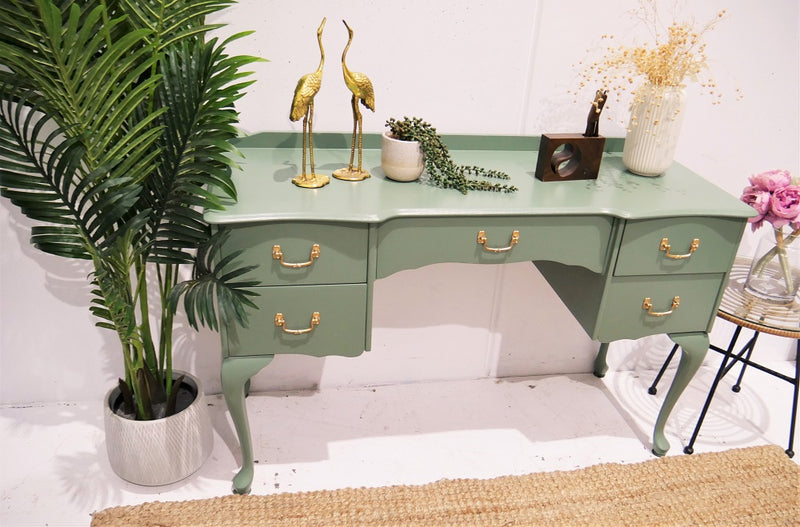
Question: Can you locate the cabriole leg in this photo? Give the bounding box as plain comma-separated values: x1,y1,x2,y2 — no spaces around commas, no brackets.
652,332,709,456
593,342,610,378
221,355,274,494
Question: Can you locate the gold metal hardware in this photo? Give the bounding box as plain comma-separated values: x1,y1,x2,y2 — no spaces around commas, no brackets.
332,20,374,182
272,243,320,268
660,237,700,259
274,312,320,335
289,18,331,189
642,296,680,317
477,230,520,253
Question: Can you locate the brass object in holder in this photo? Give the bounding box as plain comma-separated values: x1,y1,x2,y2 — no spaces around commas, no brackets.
642,296,680,317
535,90,608,182
289,18,330,189
273,243,320,268
275,312,321,335
333,20,374,182
477,230,520,253
660,237,700,260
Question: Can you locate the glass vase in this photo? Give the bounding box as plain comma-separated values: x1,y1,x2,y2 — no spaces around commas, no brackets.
744,233,800,304
622,83,687,177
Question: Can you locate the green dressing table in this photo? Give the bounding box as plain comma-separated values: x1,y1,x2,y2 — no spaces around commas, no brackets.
205,133,754,494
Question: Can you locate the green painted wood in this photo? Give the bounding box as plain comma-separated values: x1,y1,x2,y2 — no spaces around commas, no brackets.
534,260,609,339
594,273,724,341
376,215,613,278
222,221,369,286
221,355,274,494
224,284,368,358
615,216,745,276
233,132,627,152
655,332,710,456
205,145,755,226
211,133,758,480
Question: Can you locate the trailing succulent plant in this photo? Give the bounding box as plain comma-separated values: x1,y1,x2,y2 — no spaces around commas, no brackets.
386,117,518,194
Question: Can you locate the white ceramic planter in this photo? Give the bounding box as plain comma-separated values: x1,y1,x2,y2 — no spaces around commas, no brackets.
622,83,687,177
381,131,424,181
103,371,213,486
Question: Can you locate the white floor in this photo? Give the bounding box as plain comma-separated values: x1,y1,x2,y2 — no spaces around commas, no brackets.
2,360,798,527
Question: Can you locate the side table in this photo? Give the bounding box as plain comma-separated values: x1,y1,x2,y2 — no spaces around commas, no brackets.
649,258,800,457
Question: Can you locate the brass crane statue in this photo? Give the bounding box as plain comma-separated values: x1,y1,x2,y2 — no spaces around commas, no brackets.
333,19,375,181
289,17,329,188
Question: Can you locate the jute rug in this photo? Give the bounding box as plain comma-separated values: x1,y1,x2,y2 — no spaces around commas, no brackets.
91,445,800,526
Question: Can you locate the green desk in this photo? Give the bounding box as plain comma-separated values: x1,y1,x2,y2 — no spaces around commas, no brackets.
205,133,754,494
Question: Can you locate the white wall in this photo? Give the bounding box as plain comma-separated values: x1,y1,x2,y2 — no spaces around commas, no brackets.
1,0,798,404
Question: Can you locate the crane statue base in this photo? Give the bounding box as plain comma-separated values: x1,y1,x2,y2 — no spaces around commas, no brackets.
333,167,370,181
292,173,330,188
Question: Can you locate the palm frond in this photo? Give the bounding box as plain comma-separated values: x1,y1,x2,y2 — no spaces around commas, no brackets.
0,85,150,257
141,34,258,263
170,230,259,331
0,0,164,184
117,0,235,51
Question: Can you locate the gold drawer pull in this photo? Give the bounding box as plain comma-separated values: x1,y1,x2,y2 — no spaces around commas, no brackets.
642,296,680,317
274,312,320,335
477,230,520,253
660,237,699,260
273,243,320,268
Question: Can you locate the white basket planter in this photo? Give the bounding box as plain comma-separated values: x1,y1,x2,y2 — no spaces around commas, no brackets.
103,371,213,486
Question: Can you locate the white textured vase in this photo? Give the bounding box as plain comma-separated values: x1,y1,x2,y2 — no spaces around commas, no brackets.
103,371,213,486
381,131,424,182
622,83,687,177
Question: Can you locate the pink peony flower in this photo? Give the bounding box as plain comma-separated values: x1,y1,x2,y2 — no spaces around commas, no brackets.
748,169,792,192
741,170,798,232
741,185,770,218
769,185,800,229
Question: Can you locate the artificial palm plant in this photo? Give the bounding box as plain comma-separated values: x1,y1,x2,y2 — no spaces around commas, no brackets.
0,0,260,420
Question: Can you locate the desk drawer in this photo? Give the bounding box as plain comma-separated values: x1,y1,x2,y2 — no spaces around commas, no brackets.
376,215,613,278
222,221,369,285
224,283,367,357
594,273,724,341
614,217,743,276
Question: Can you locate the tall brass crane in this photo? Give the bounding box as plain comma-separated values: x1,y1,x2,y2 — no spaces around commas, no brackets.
333,19,375,181
289,17,329,188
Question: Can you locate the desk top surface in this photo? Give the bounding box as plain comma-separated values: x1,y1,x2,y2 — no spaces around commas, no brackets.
205,133,754,225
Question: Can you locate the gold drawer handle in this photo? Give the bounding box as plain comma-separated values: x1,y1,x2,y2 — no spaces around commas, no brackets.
477,230,520,253
660,237,699,260
274,312,320,335
642,296,680,317
273,243,320,268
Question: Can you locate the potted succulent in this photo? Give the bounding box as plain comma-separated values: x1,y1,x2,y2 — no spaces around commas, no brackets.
383,117,518,193
0,0,260,485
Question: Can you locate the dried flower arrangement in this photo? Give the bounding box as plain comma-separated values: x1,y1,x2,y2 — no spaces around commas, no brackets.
574,1,739,127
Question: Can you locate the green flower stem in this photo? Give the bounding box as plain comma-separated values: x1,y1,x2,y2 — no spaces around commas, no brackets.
752,228,800,293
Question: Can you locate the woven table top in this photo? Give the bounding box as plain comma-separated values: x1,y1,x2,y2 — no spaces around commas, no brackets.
718,258,800,338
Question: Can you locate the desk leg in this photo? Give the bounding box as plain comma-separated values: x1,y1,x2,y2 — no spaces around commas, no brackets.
593,342,610,378
652,332,709,456
221,355,274,494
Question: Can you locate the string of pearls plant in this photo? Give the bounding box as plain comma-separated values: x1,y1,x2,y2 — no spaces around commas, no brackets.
386,117,517,194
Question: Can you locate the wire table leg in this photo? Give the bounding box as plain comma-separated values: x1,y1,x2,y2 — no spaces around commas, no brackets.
648,344,680,395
